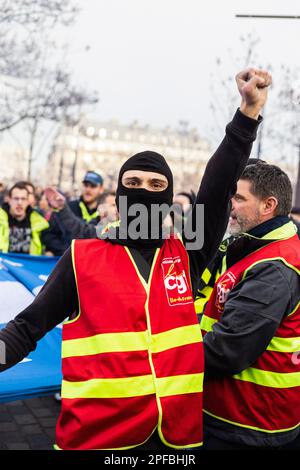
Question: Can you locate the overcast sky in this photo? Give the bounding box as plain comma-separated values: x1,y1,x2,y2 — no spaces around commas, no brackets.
64,0,300,144
6,0,296,177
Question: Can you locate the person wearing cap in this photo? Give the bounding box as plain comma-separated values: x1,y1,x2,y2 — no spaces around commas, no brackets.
69,171,104,223
0,68,271,450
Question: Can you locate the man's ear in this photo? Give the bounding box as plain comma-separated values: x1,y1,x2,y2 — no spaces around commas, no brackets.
263,196,278,216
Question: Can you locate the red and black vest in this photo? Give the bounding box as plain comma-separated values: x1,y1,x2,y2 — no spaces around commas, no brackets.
201,227,300,434
55,236,204,450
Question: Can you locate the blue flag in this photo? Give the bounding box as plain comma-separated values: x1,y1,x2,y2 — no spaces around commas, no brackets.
0,253,62,402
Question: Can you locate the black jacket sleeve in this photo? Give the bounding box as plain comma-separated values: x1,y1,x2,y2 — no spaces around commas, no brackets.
186,109,262,296
54,205,98,239
0,248,77,372
203,261,300,378
41,213,70,256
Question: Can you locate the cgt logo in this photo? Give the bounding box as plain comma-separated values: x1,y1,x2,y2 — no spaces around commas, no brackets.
162,257,193,306
215,271,236,312
164,269,188,294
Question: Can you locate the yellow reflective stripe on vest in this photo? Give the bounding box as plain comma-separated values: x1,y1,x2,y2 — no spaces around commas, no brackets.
62,375,155,399
62,331,148,358
201,268,212,284
151,324,202,353
29,211,49,255
194,286,213,314
79,201,98,222
61,373,203,399
62,324,202,358
200,314,217,333
267,336,300,353
157,373,203,397
233,367,300,388
203,409,300,434
0,208,9,252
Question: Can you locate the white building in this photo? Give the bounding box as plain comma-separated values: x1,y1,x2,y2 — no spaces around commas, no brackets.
47,117,212,195
0,146,28,184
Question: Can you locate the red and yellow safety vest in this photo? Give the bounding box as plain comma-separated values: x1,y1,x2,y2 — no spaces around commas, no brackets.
201,226,300,434
55,236,204,450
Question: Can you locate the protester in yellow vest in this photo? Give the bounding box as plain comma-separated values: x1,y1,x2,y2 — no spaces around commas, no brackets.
0,182,50,255
69,171,104,223
0,68,272,450
201,163,300,450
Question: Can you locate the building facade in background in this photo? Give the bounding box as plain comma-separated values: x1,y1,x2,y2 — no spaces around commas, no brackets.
0,146,28,183
46,117,212,195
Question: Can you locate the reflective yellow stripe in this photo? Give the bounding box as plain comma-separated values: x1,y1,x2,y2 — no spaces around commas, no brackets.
288,300,300,317
62,375,155,399
267,336,300,353
194,297,208,314
261,221,297,240
242,257,300,280
157,373,203,397
79,201,98,223
62,324,202,358
61,373,203,399
195,286,213,314
200,315,217,332
203,409,300,434
201,268,212,284
151,324,202,353
62,331,148,358
221,255,227,275
233,367,300,388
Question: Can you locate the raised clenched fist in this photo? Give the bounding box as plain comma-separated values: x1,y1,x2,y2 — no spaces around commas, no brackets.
236,68,272,119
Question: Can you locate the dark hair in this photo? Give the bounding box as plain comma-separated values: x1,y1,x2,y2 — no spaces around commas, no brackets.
8,182,29,198
240,163,293,216
18,181,35,193
98,191,116,205
246,158,267,166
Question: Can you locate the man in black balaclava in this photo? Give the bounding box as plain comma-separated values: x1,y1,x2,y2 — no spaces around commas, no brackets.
113,150,173,248
0,68,271,450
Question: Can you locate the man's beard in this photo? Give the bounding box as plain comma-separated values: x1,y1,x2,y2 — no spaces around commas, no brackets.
228,211,261,236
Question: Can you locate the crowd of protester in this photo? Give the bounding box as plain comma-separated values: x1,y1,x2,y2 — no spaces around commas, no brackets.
0,66,300,451
0,171,118,257
0,165,299,259
0,170,204,258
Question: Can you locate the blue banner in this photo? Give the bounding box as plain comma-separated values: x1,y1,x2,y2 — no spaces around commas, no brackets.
0,253,62,402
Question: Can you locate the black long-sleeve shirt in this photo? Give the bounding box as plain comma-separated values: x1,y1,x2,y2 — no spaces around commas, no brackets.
0,109,260,371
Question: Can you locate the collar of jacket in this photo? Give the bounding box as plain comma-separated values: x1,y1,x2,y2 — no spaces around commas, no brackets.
245,215,291,239
226,217,297,270
2,202,33,219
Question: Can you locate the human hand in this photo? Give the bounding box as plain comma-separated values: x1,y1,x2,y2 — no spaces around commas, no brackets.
44,251,55,257
97,202,118,223
44,187,66,210
236,68,272,119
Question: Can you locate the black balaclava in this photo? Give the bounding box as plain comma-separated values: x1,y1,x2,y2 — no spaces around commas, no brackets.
105,151,173,249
